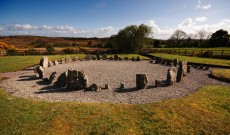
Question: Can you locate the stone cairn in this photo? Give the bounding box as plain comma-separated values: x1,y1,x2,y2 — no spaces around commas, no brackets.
136,74,148,89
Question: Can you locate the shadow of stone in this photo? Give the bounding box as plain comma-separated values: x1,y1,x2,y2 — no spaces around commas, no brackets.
35,86,71,94
36,80,48,85
115,87,140,93
18,75,38,81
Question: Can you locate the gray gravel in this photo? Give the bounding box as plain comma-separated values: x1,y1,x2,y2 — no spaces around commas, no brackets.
0,60,229,104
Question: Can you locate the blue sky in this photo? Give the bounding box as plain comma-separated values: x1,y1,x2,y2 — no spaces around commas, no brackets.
0,0,230,39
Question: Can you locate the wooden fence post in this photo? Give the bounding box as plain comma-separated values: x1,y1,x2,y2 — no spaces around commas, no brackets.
221,50,224,56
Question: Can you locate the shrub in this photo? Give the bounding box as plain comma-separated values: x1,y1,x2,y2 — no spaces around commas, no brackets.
62,47,75,54
46,44,55,55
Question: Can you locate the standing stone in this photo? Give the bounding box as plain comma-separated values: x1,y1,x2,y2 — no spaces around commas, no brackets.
120,82,125,89
149,60,154,63
131,57,135,61
136,74,148,89
54,72,67,88
166,60,173,66
48,61,54,67
87,83,100,91
173,59,179,67
187,65,192,73
76,70,88,90
204,66,209,70
176,61,187,82
109,57,113,60
166,67,177,86
35,66,44,79
66,69,78,90
65,57,72,63
136,56,141,61
102,54,107,60
105,83,109,89
114,54,119,60
48,71,57,84
118,57,122,61
155,79,162,87
40,56,48,68
199,65,204,70
96,51,100,60
61,59,65,64
54,60,59,66
124,57,129,60
155,58,162,64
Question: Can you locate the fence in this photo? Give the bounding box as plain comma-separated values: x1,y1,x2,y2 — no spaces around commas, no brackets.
142,49,230,59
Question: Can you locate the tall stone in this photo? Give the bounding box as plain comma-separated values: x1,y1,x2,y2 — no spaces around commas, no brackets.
173,59,179,67
66,69,78,89
87,83,100,91
40,56,48,68
65,57,72,63
131,57,135,61
48,71,57,84
54,72,67,88
176,61,187,82
73,56,78,62
114,54,119,60
76,70,88,90
136,56,141,61
35,66,44,79
166,67,177,86
48,61,53,67
54,60,59,66
136,74,148,89
102,54,107,60
96,51,100,60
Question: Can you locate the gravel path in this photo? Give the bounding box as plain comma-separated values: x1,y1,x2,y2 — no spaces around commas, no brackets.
0,60,229,104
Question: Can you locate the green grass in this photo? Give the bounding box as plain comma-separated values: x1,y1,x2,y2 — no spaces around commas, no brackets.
0,85,229,134
0,54,86,73
211,69,230,81
101,54,150,60
150,53,230,67
152,47,230,51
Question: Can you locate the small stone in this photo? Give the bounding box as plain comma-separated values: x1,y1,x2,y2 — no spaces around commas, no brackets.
109,57,113,60
124,57,129,60
65,57,72,63
61,59,65,64
136,56,141,61
204,66,209,70
48,61,54,67
114,54,119,60
54,60,59,66
149,60,154,63
131,57,135,61
199,65,204,70
155,58,162,64
73,56,78,62
118,57,122,61
87,83,100,91
120,82,125,89
136,74,148,89
102,54,107,60
155,80,162,87
105,83,109,89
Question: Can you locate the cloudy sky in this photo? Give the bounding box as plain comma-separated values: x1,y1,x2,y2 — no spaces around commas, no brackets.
0,0,230,39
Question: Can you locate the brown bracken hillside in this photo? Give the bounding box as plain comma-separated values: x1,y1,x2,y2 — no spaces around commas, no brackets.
0,35,106,48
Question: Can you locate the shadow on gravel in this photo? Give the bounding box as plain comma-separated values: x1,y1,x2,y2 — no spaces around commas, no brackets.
35,86,70,94
18,75,38,81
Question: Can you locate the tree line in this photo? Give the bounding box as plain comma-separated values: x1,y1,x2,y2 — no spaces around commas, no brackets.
105,24,230,53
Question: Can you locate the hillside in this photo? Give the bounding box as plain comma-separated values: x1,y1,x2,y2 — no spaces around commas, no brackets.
0,35,107,48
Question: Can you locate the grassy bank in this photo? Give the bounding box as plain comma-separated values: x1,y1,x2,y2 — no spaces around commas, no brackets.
100,54,149,60
150,53,230,67
0,85,229,134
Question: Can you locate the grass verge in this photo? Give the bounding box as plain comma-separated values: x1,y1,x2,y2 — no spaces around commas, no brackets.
0,85,229,134
0,54,86,73
211,69,230,82
150,53,230,67
101,54,149,60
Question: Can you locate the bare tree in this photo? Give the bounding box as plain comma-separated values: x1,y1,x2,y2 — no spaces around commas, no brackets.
171,30,186,47
195,30,207,47
185,34,194,47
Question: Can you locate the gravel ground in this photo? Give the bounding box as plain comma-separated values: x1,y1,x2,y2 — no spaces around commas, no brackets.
0,60,229,104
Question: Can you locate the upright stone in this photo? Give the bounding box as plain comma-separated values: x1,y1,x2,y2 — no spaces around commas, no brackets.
131,57,135,61
120,82,125,90
173,59,179,67
136,74,148,89
87,83,100,91
54,72,67,88
102,54,107,60
65,57,72,63
96,51,100,60
105,83,109,89
61,59,65,64
35,66,44,79
109,57,113,60
187,65,192,73
48,71,57,84
40,56,48,68
66,69,78,90
176,61,187,82
48,61,53,67
155,58,162,64
76,71,88,90
136,56,141,61
54,60,59,66
114,54,119,60
73,56,78,62
166,67,177,86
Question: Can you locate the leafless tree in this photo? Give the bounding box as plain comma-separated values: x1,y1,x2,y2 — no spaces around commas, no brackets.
185,34,194,47
171,30,187,47
195,30,207,47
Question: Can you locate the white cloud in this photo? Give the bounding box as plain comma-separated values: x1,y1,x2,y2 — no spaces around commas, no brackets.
195,16,207,22
196,0,211,10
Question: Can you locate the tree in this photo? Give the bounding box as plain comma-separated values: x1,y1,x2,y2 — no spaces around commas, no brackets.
154,40,161,48
195,30,208,47
209,29,230,47
46,44,55,54
114,24,152,53
170,30,186,47
185,34,193,47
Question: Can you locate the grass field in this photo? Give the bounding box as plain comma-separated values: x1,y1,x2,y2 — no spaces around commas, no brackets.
100,54,149,60
150,53,230,67
211,69,230,81
0,85,229,134
151,47,230,51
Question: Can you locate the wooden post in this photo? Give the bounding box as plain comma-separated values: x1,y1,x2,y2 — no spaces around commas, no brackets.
221,50,224,56
201,50,203,55
185,50,187,56
192,50,195,56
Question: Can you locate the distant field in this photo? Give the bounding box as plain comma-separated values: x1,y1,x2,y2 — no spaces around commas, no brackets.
149,53,230,67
